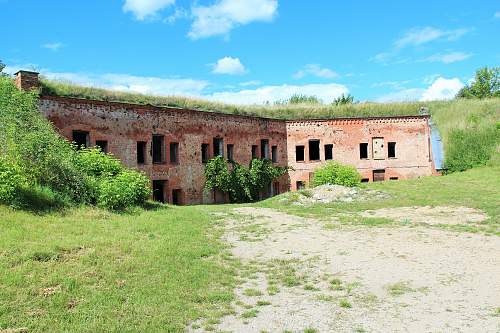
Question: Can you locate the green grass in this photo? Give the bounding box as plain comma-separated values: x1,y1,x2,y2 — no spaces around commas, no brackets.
339,299,352,308
385,281,416,296
0,204,235,332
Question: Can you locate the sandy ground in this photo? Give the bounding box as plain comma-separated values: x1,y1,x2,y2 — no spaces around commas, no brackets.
191,206,500,333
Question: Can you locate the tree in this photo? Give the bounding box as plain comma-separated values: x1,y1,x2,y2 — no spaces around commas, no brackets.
0,60,6,76
456,66,500,99
332,93,354,105
287,94,321,104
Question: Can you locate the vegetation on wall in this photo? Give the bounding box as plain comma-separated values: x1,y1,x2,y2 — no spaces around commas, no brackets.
0,76,150,210
204,156,288,203
311,161,361,187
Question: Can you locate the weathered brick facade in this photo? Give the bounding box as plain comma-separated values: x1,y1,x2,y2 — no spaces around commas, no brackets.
16,71,436,204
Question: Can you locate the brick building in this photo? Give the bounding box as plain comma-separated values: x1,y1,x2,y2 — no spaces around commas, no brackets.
15,70,437,205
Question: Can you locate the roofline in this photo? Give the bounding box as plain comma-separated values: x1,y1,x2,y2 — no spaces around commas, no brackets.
39,95,428,122
14,70,40,75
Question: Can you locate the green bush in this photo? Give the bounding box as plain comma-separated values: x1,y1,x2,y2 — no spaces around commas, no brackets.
0,159,25,203
445,127,499,172
76,147,123,177
312,161,361,187
97,170,151,210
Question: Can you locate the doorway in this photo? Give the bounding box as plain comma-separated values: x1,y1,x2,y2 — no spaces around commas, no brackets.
152,180,166,203
373,169,385,182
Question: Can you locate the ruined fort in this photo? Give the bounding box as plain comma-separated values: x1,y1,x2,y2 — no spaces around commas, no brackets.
15,70,438,205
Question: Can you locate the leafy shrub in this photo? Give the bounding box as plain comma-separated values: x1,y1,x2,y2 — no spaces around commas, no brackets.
311,161,361,187
445,127,499,172
76,147,123,177
97,170,151,210
0,159,25,203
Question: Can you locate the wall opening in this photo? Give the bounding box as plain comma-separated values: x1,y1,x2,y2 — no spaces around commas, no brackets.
95,140,108,153
359,143,368,159
373,169,385,182
201,143,210,163
272,182,280,196
309,140,320,161
227,144,234,161
213,137,224,157
390,177,399,180
324,144,333,160
372,137,385,160
72,130,89,149
152,180,166,203
271,146,278,163
388,142,396,158
361,178,369,183
137,141,146,165
172,189,182,205
170,142,179,164
152,135,165,164
296,145,305,162
252,145,258,159
261,139,269,159
296,181,305,190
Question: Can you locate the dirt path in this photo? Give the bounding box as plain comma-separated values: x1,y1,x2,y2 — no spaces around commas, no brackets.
192,207,500,333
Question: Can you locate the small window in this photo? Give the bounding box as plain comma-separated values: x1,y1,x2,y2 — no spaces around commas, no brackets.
137,141,146,164
390,177,399,180
213,137,224,157
251,145,258,159
227,144,234,161
296,181,305,190
95,140,108,153
172,189,182,205
72,130,89,149
359,143,368,159
388,142,396,158
373,169,385,182
152,135,165,164
324,144,333,160
271,146,278,163
201,143,210,163
261,139,269,159
296,145,305,162
153,180,166,203
170,142,179,164
309,140,320,161
361,178,369,183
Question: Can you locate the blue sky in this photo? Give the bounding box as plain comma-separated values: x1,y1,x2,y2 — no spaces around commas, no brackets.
2,0,499,104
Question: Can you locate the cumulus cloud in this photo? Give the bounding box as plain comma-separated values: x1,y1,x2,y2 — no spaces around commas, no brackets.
42,42,63,51
377,77,464,102
293,64,339,79
422,51,471,64
211,57,247,75
123,0,175,20
189,0,278,39
205,83,348,105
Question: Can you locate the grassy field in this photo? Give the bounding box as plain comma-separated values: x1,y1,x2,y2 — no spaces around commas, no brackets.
0,205,235,332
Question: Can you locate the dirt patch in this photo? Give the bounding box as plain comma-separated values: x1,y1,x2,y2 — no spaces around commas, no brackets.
281,184,390,205
191,207,500,332
361,205,488,225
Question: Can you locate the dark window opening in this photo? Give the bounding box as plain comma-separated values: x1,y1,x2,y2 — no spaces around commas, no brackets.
137,141,146,164
296,145,305,162
152,135,165,164
251,145,258,159
359,143,368,159
361,178,369,183
170,142,179,164
202,144,210,163
273,182,280,196
95,140,108,153
72,130,89,149
227,144,234,161
324,144,333,160
172,189,182,205
271,146,278,163
153,180,166,203
388,142,396,158
213,137,224,157
309,140,320,161
261,139,269,159
373,169,385,182
390,177,399,180
296,181,305,190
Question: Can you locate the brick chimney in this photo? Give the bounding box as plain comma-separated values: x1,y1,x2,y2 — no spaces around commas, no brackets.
14,70,40,91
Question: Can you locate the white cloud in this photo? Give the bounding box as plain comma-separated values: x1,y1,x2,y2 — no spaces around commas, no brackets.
422,51,471,64
163,7,188,24
189,0,278,39
239,80,261,86
123,0,175,20
395,27,469,49
377,77,464,102
205,83,348,105
42,42,63,51
211,57,247,75
293,64,339,79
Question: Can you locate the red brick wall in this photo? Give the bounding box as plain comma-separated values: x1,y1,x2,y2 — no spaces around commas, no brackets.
286,117,434,189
